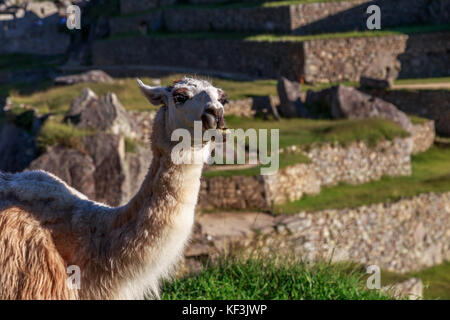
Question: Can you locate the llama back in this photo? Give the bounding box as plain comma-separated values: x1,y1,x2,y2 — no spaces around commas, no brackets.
0,170,111,213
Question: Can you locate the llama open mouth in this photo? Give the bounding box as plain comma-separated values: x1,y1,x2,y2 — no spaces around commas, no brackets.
201,113,226,131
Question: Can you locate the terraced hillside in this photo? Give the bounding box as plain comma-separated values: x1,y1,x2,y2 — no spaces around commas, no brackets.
92,0,450,81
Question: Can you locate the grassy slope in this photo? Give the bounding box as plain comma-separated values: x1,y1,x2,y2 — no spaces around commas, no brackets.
5,73,450,114
6,77,408,161
162,257,392,300
107,24,450,42
276,146,450,213
225,116,408,149
381,261,450,300
7,77,279,114
203,115,408,177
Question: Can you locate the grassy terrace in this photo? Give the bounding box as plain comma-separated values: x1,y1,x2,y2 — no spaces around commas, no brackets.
162,257,392,300
107,23,450,42
204,116,408,177
162,256,450,300
382,261,450,300
5,77,278,114
3,74,356,114
276,146,450,213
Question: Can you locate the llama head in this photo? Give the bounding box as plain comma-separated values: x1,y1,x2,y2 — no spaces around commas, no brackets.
137,77,227,138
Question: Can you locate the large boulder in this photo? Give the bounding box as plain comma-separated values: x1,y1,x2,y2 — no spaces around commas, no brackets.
28,134,152,207
54,70,114,86
277,77,306,118
82,133,127,206
306,85,413,131
65,88,140,139
28,146,96,200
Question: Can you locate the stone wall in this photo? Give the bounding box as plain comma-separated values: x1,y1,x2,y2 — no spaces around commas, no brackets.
190,192,450,273
304,137,412,187
162,6,291,33
93,36,305,80
290,0,449,35
303,32,450,83
303,34,408,83
115,0,450,35
410,121,435,155
198,137,413,210
398,32,450,79
93,32,450,82
0,13,70,55
120,0,176,15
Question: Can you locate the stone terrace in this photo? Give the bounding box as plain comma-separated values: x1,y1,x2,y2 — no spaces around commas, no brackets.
114,0,449,35
93,31,450,82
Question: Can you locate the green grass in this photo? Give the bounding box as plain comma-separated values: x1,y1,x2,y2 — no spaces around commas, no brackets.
107,24,450,43
395,77,450,85
204,116,407,177
225,116,408,149
276,146,450,213
381,261,450,300
9,78,162,115
7,77,279,114
162,257,393,300
203,151,310,178
36,120,93,149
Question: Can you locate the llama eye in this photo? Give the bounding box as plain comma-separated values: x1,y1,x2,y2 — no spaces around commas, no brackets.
173,93,189,105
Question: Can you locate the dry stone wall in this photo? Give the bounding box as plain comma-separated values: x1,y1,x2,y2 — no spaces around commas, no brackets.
199,137,413,210
94,32,450,82
93,36,305,80
190,192,450,273
116,0,450,34
410,121,435,155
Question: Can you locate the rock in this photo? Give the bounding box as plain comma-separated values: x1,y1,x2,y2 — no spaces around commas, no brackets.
277,77,305,118
81,133,152,206
81,133,127,206
359,76,393,90
64,87,98,123
0,123,39,173
124,144,152,202
362,52,401,82
65,89,140,139
306,85,413,131
383,278,423,300
54,70,114,86
252,96,280,120
28,146,96,200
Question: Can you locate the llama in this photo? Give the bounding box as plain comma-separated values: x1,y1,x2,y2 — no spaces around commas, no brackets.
0,78,228,300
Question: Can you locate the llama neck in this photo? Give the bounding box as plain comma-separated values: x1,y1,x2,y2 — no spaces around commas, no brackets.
108,109,206,276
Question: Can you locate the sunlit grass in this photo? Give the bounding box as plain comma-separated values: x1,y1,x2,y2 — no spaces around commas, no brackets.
276,146,450,213
162,256,393,300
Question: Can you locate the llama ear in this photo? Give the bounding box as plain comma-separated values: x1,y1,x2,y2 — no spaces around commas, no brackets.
137,79,169,106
